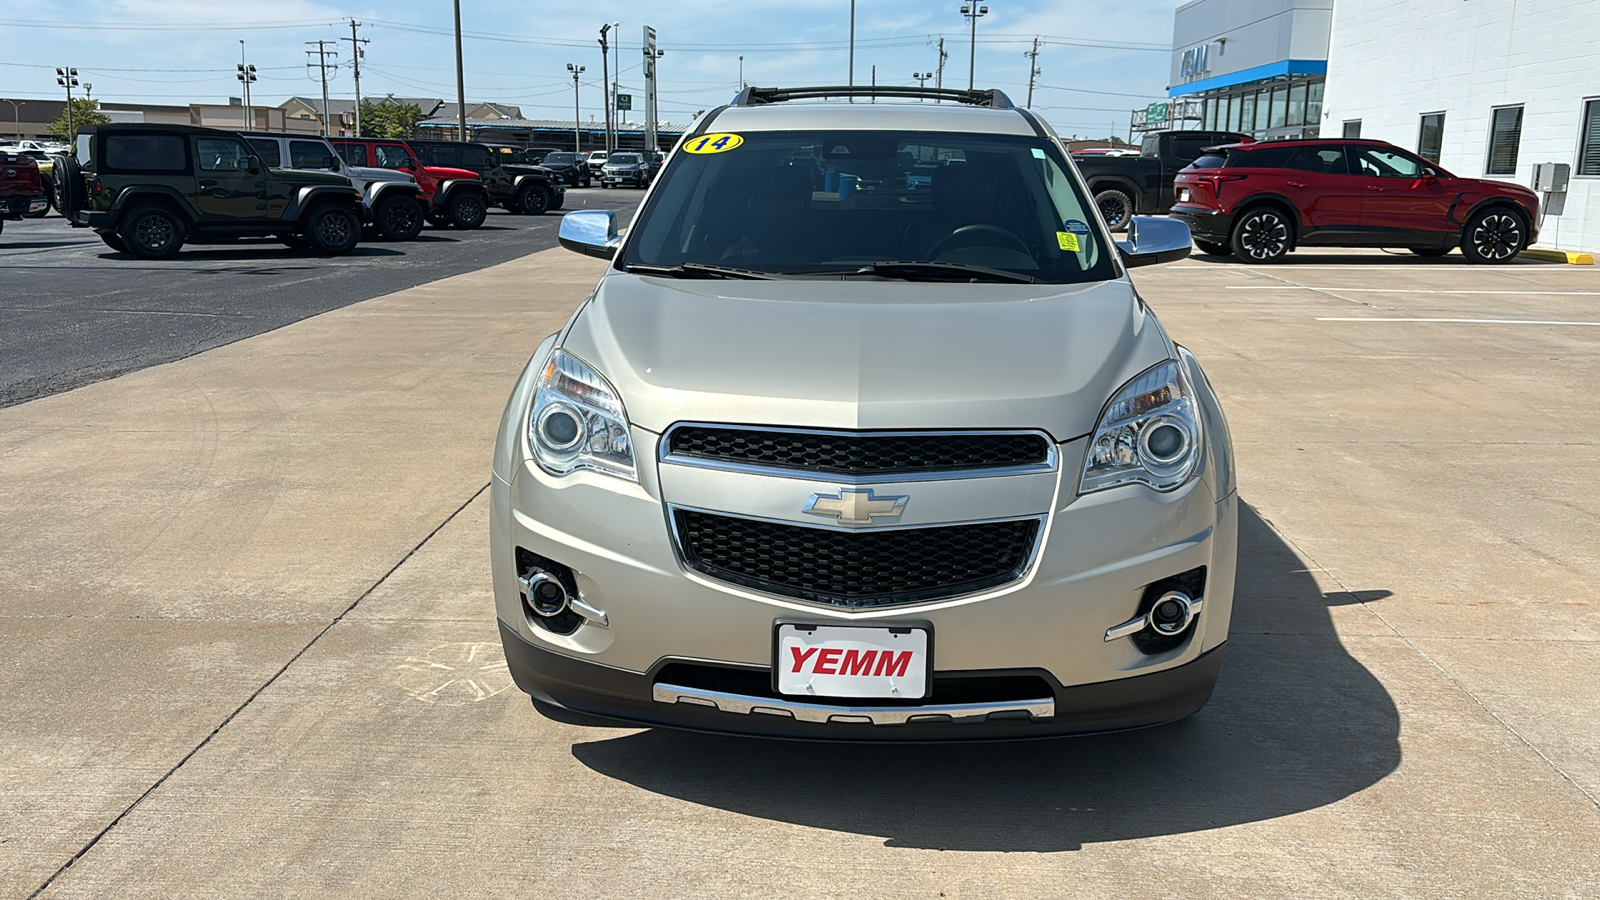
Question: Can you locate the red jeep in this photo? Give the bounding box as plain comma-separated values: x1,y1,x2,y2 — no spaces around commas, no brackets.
1171,139,1539,264
0,150,46,235
331,138,490,229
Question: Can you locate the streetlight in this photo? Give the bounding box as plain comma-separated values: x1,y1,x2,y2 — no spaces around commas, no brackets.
959,4,988,90
237,40,257,129
598,24,613,154
566,63,586,152
913,71,933,90
55,67,79,141
2,99,24,139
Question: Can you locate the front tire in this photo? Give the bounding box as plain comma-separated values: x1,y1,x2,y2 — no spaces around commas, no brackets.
1230,207,1291,263
373,194,424,241
1095,187,1134,233
118,203,186,258
515,184,550,216
1460,208,1525,264
1194,239,1232,256
303,204,360,255
447,191,487,229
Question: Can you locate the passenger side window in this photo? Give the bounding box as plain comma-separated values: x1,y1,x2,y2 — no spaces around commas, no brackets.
461,145,493,170
290,140,336,170
1169,136,1211,164
1286,146,1349,175
334,143,368,167
1235,145,1296,169
1353,148,1423,178
195,138,253,172
246,139,282,168
416,144,456,167
374,144,413,169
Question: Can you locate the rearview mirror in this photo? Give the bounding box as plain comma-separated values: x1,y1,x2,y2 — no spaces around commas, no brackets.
1115,216,1192,268
558,209,623,259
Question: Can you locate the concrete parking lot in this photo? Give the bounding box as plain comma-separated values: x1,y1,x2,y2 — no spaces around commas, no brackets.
1,245,1596,897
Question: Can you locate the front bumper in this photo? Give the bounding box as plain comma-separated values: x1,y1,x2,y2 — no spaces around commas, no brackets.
1169,205,1234,244
492,422,1238,740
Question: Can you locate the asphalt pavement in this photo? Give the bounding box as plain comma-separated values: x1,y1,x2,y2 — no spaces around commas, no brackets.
0,189,643,407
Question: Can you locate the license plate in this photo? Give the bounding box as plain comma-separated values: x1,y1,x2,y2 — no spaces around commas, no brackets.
1178,188,1191,202
775,623,929,700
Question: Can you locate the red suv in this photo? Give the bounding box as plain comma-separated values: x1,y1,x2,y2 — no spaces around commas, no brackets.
1171,139,1539,264
330,138,490,229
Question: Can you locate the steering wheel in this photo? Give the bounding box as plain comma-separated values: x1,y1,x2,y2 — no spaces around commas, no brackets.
927,224,1031,260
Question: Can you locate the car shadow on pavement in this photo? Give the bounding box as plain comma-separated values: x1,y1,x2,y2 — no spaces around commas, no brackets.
569,502,1401,851
1184,251,1551,267
97,246,408,262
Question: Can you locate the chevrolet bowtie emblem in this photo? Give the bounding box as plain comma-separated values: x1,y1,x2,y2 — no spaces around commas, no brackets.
802,488,908,526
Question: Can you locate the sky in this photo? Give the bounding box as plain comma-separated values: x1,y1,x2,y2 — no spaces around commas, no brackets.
1,0,1180,139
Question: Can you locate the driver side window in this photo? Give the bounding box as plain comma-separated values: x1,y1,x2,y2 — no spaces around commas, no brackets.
1353,148,1423,178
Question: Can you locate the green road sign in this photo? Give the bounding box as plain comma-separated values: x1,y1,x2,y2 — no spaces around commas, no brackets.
1146,102,1169,127
617,94,632,111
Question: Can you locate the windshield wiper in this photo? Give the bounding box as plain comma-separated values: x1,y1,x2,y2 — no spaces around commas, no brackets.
624,262,781,280
825,261,1037,284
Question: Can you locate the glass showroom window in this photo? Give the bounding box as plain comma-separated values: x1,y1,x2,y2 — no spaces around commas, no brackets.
1287,82,1307,128
1418,113,1445,163
1486,105,1523,176
1307,81,1325,126
1269,86,1287,129
1578,99,1600,176
1239,92,1257,134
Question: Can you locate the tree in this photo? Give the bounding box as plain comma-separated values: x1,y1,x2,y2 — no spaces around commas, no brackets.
360,101,425,139
48,98,110,142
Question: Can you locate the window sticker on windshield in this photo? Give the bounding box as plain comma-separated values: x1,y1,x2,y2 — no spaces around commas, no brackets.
684,133,744,155
1057,231,1082,252
1031,148,1048,159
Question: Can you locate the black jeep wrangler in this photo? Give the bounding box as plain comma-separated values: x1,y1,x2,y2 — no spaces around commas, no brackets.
59,124,367,258
407,139,565,216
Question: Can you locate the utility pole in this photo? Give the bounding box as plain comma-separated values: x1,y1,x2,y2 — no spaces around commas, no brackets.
934,38,948,101
848,0,856,88
304,42,338,136
598,25,613,155
566,63,585,152
344,21,369,137
1024,37,1041,108
237,41,257,128
55,67,78,141
452,0,467,141
959,3,988,90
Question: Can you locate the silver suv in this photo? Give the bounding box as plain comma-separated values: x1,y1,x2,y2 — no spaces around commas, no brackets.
241,132,425,241
493,86,1236,740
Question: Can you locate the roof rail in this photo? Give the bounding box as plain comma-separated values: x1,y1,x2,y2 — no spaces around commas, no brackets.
730,85,1015,109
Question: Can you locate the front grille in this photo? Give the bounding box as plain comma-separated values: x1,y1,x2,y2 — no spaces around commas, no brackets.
674,509,1039,607
665,426,1051,477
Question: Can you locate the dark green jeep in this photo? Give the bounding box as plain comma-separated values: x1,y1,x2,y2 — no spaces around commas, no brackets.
60,124,366,258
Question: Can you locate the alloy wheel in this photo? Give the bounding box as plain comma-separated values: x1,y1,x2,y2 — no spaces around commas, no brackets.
383,199,419,237
1239,212,1288,261
1471,213,1521,261
318,210,352,245
135,213,176,252
1097,192,1130,229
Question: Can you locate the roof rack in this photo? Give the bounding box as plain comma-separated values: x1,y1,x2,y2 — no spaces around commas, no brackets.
730,85,1015,110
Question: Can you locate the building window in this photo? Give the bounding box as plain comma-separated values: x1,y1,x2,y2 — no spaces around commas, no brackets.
1268,86,1287,129
1227,95,1241,131
1417,113,1445,164
1287,82,1307,128
1240,92,1257,133
1577,99,1600,176
1343,120,1362,139
1307,81,1324,127
1486,105,1523,175
1204,97,1217,130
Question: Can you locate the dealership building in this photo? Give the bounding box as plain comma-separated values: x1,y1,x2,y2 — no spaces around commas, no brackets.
1167,0,1599,253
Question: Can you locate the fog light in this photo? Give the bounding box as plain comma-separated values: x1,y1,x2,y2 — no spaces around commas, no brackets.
522,571,570,617
1148,591,1196,635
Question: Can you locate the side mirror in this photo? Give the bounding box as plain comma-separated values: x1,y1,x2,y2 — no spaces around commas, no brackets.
248,161,262,175
327,154,342,171
558,209,623,259
1115,216,1192,268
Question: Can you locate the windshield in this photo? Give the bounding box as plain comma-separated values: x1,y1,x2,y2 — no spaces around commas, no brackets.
611,153,643,164
620,129,1114,284
543,152,578,165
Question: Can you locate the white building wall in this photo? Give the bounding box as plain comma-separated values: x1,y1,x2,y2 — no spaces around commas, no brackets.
1321,0,1600,251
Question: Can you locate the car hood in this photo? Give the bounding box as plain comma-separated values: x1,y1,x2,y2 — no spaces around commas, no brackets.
505,164,551,177
560,274,1172,441
347,164,414,184
426,165,479,180
269,169,351,186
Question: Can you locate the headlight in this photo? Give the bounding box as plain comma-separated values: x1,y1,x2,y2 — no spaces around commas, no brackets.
1080,359,1201,494
528,350,636,481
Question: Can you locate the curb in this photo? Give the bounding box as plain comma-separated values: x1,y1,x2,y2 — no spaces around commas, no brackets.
1519,247,1595,265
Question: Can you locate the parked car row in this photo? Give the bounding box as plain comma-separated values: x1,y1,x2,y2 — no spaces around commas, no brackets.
0,149,49,234
39,123,587,258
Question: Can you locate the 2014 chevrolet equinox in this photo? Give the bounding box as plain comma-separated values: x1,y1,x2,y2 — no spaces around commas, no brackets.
491,85,1237,740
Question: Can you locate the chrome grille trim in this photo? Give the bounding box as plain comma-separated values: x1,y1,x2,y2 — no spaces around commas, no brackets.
659,422,1058,483
652,683,1056,725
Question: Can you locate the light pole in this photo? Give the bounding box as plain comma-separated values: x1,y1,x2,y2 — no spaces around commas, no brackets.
2,99,23,139
55,67,78,141
452,0,467,141
237,40,257,129
848,0,856,88
598,24,613,155
913,71,933,89
612,21,621,141
566,63,585,152
959,4,988,90
738,55,744,90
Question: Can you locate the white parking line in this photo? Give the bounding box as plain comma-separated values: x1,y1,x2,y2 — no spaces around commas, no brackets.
1231,287,1600,295
1317,317,1600,326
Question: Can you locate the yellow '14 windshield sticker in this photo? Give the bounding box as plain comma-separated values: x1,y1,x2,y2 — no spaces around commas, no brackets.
1057,231,1081,252
684,133,744,154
